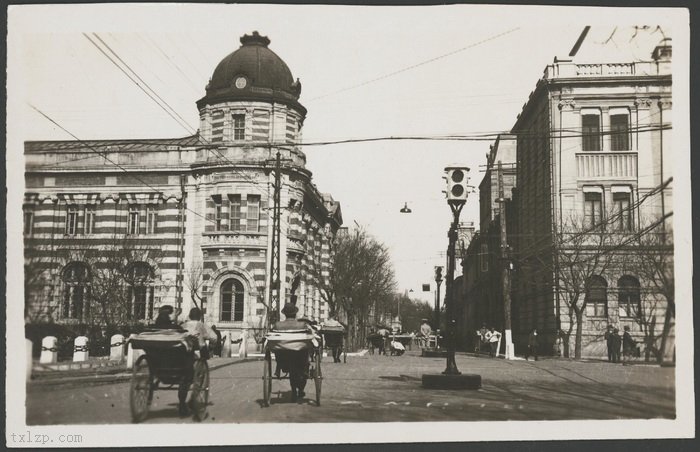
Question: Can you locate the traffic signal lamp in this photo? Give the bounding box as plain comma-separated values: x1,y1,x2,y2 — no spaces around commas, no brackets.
444,166,470,203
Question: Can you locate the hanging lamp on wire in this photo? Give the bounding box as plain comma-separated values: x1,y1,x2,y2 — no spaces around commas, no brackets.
400,202,412,213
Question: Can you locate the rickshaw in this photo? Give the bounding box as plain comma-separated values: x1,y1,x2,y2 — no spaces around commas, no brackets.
262,329,322,407
128,329,210,423
320,325,346,363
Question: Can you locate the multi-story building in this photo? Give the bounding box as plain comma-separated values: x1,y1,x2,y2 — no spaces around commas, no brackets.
509,26,673,358
456,135,516,349
23,32,342,351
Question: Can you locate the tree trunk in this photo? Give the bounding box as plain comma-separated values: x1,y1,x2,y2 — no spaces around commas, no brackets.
574,308,583,359
658,299,674,363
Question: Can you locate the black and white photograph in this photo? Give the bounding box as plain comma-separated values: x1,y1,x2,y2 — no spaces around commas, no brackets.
5,2,693,447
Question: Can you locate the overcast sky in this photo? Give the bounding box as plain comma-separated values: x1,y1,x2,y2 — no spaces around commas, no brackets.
8,4,684,303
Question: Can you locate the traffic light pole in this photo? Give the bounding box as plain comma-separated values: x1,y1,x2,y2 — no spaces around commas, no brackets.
442,201,463,375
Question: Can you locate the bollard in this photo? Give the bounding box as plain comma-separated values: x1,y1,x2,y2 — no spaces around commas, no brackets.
110,334,125,361
126,336,144,370
26,339,33,381
73,336,89,362
40,336,58,364
238,329,248,358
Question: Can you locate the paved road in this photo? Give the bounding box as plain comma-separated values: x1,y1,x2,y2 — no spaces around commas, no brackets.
27,352,675,424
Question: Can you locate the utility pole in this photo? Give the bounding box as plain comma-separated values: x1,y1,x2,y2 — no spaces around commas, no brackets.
497,161,514,359
268,149,282,330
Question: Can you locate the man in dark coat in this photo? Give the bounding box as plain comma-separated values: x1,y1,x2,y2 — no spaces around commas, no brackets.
272,303,312,402
611,328,622,363
604,325,615,362
622,325,636,365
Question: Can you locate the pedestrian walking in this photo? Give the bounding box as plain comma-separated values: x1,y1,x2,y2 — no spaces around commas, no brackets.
622,325,636,365
525,328,538,361
210,325,222,357
611,328,622,363
604,325,615,362
484,327,501,358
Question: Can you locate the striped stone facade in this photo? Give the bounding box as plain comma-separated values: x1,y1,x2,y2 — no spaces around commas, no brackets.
24,33,342,351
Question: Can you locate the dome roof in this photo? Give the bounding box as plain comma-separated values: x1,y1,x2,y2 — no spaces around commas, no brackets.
196,32,305,116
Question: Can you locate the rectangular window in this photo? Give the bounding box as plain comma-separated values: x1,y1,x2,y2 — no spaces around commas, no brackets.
128,206,140,235
84,205,96,235
582,114,601,151
146,205,157,234
584,192,603,229
23,211,34,236
65,205,78,236
229,195,242,232
610,114,630,151
613,192,632,231
212,196,222,232
247,195,260,232
232,114,245,141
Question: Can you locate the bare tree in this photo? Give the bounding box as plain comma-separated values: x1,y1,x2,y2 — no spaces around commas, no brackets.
327,226,396,350
628,222,674,362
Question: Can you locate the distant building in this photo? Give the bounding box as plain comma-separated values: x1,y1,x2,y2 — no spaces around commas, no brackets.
461,26,674,359
456,135,516,349
23,32,342,351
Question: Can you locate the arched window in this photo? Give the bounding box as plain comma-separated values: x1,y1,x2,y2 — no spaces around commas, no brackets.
220,279,245,322
125,262,155,321
585,276,608,318
618,275,641,318
62,262,91,320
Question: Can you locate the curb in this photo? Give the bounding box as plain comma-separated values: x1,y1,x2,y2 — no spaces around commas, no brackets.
29,357,256,386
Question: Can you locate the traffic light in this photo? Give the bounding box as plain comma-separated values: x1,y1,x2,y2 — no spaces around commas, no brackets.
444,166,470,203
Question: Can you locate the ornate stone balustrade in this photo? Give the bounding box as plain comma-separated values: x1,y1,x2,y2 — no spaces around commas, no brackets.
576,152,637,179
201,232,267,249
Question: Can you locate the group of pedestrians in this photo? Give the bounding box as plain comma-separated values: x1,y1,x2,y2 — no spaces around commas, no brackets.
475,324,503,358
605,325,637,364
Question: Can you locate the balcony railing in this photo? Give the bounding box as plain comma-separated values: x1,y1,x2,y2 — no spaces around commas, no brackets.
576,152,637,179
201,232,266,248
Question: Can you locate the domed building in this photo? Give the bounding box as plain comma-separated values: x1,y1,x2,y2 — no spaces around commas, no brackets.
23,32,342,354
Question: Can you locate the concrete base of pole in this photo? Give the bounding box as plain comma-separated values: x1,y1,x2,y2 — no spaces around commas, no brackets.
504,329,515,360
421,348,447,358
421,373,481,390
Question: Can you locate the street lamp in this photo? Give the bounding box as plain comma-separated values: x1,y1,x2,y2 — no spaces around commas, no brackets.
422,166,481,390
400,202,412,213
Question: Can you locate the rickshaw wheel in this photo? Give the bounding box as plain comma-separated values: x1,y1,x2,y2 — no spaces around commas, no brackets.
312,348,322,406
130,355,152,423
191,358,209,422
262,351,272,407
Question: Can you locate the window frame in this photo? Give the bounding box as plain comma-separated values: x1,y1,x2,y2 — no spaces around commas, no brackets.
610,113,630,151
585,276,608,318
84,205,96,235
612,191,633,232
65,205,79,236
246,195,260,232
127,205,140,235
229,195,242,232
618,275,641,318
220,278,245,322
232,113,245,141
145,204,157,234
581,113,602,152
583,191,603,230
